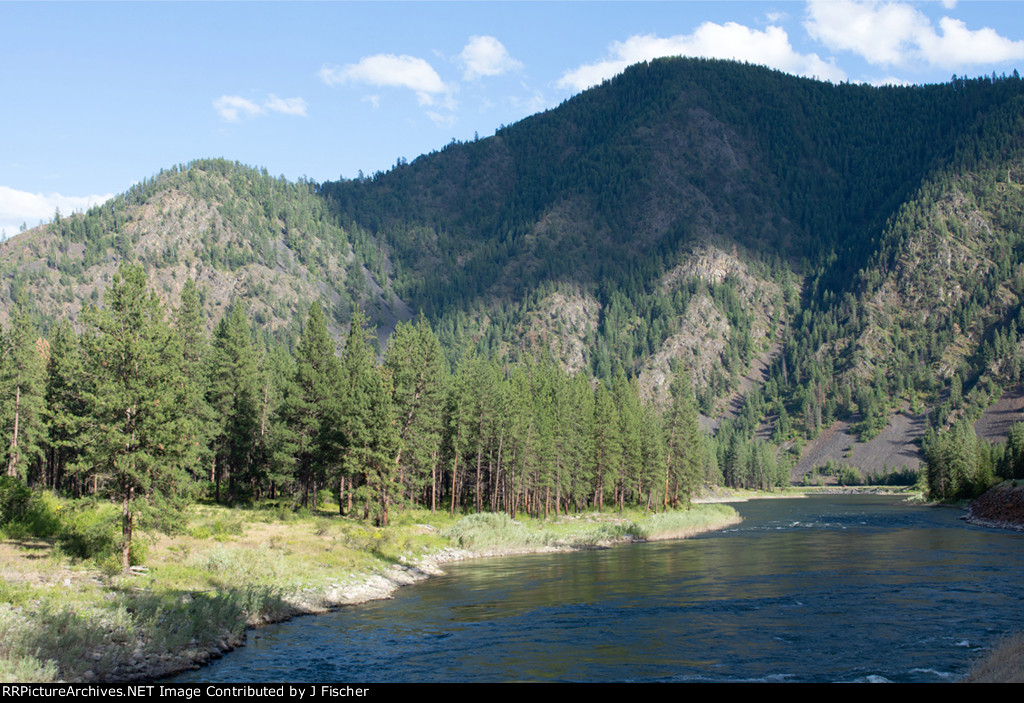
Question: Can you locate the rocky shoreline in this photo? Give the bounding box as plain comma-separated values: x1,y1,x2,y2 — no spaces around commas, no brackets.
965,481,1024,532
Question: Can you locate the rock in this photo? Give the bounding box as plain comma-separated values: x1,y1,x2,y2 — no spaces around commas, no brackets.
968,482,1024,530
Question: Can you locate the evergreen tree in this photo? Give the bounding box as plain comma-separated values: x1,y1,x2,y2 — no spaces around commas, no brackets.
257,343,301,498
384,318,447,507
0,305,47,480
591,381,622,512
664,371,704,508
340,309,399,525
78,264,197,571
174,279,215,485
288,301,342,509
43,320,87,492
207,302,261,502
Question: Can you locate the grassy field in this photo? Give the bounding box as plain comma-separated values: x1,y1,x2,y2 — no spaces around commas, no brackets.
0,496,739,683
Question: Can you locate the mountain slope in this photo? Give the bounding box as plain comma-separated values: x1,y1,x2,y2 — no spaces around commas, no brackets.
4,59,1024,464
0,159,410,344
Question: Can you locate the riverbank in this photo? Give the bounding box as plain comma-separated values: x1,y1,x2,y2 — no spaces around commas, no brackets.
958,481,1024,682
0,502,739,683
965,480,1024,531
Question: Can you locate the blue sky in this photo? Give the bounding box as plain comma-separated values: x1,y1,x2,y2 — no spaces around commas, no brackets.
3,0,1024,238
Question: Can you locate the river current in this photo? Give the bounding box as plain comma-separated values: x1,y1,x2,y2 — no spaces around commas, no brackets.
168,494,1024,683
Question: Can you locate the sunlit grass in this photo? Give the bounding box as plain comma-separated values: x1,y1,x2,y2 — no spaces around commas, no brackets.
964,632,1024,683
443,504,740,551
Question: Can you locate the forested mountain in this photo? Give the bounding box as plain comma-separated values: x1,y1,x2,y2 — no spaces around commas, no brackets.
4,57,1024,497
0,159,409,347
320,58,1024,426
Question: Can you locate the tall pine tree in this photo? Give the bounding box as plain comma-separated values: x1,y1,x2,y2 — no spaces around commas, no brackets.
79,264,197,571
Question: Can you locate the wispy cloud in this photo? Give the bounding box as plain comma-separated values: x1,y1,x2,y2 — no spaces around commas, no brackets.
214,94,308,122
265,94,308,117
214,95,265,122
559,23,845,92
805,0,1024,69
0,186,114,239
426,110,458,129
320,54,451,106
459,36,523,80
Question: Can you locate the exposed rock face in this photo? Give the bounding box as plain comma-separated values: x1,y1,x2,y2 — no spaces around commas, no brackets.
638,293,729,407
968,482,1024,530
638,244,786,410
517,290,602,376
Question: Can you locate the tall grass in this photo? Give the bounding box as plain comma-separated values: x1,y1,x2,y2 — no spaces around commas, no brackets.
444,505,739,551
964,633,1024,683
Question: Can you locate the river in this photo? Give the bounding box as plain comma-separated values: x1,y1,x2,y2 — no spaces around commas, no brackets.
168,494,1024,682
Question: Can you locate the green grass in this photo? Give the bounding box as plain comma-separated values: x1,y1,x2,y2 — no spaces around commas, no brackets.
443,504,740,551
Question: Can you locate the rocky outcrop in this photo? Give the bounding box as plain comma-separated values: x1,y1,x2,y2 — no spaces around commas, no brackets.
967,482,1024,530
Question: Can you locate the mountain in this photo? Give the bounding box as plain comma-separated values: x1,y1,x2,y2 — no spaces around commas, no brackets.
4,58,1024,476
0,159,410,347
321,59,1024,425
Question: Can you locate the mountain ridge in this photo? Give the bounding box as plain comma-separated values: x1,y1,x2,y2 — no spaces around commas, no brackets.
5,58,1024,478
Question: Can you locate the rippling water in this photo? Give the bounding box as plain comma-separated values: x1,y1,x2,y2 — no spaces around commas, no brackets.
168,495,1024,683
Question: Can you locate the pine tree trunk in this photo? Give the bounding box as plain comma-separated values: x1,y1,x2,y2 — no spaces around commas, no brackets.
121,486,134,573
6,384,20,477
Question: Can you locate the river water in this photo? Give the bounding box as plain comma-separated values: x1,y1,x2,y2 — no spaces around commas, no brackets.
169,495,1024,683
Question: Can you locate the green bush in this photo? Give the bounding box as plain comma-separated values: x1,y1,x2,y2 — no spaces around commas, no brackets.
58,502,123,563
444,512,547,550
838,466,862,486
0,476,32,525
0,479,62,539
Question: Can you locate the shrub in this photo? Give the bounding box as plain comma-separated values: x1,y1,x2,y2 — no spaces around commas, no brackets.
0,476,32,525
57,501,143,564
0,479,62,539
444,512,546,550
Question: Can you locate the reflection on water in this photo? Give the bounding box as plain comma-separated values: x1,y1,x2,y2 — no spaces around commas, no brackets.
168,495,1024,683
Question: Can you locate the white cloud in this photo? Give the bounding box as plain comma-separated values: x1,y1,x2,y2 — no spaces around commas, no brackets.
559,23,845,92
265,94,308,117
214,95,264,122
510,88,549,116
0,186,114,240
923,16,1024,66
214,94,308,122
320,54,450,106
805,0,1024,69
459,36,523,80
426,110,458,129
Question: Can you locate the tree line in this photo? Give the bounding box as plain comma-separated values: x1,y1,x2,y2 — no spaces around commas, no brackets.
1,264,783,572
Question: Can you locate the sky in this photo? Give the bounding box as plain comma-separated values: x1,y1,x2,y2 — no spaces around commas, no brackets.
3,0,1024,239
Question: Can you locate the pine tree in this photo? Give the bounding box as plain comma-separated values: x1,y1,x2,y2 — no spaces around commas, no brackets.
207,302,261,502
288,301,342,509
340,309,398,525
257,343,300,498
384,318,447,506
43,320,87,492
78,264,197,571
0,305,47,480
564,372,595,512
612,367,643,510
443,353,477,516
174,279,215,485
664,371,705,508
591,381,622,512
